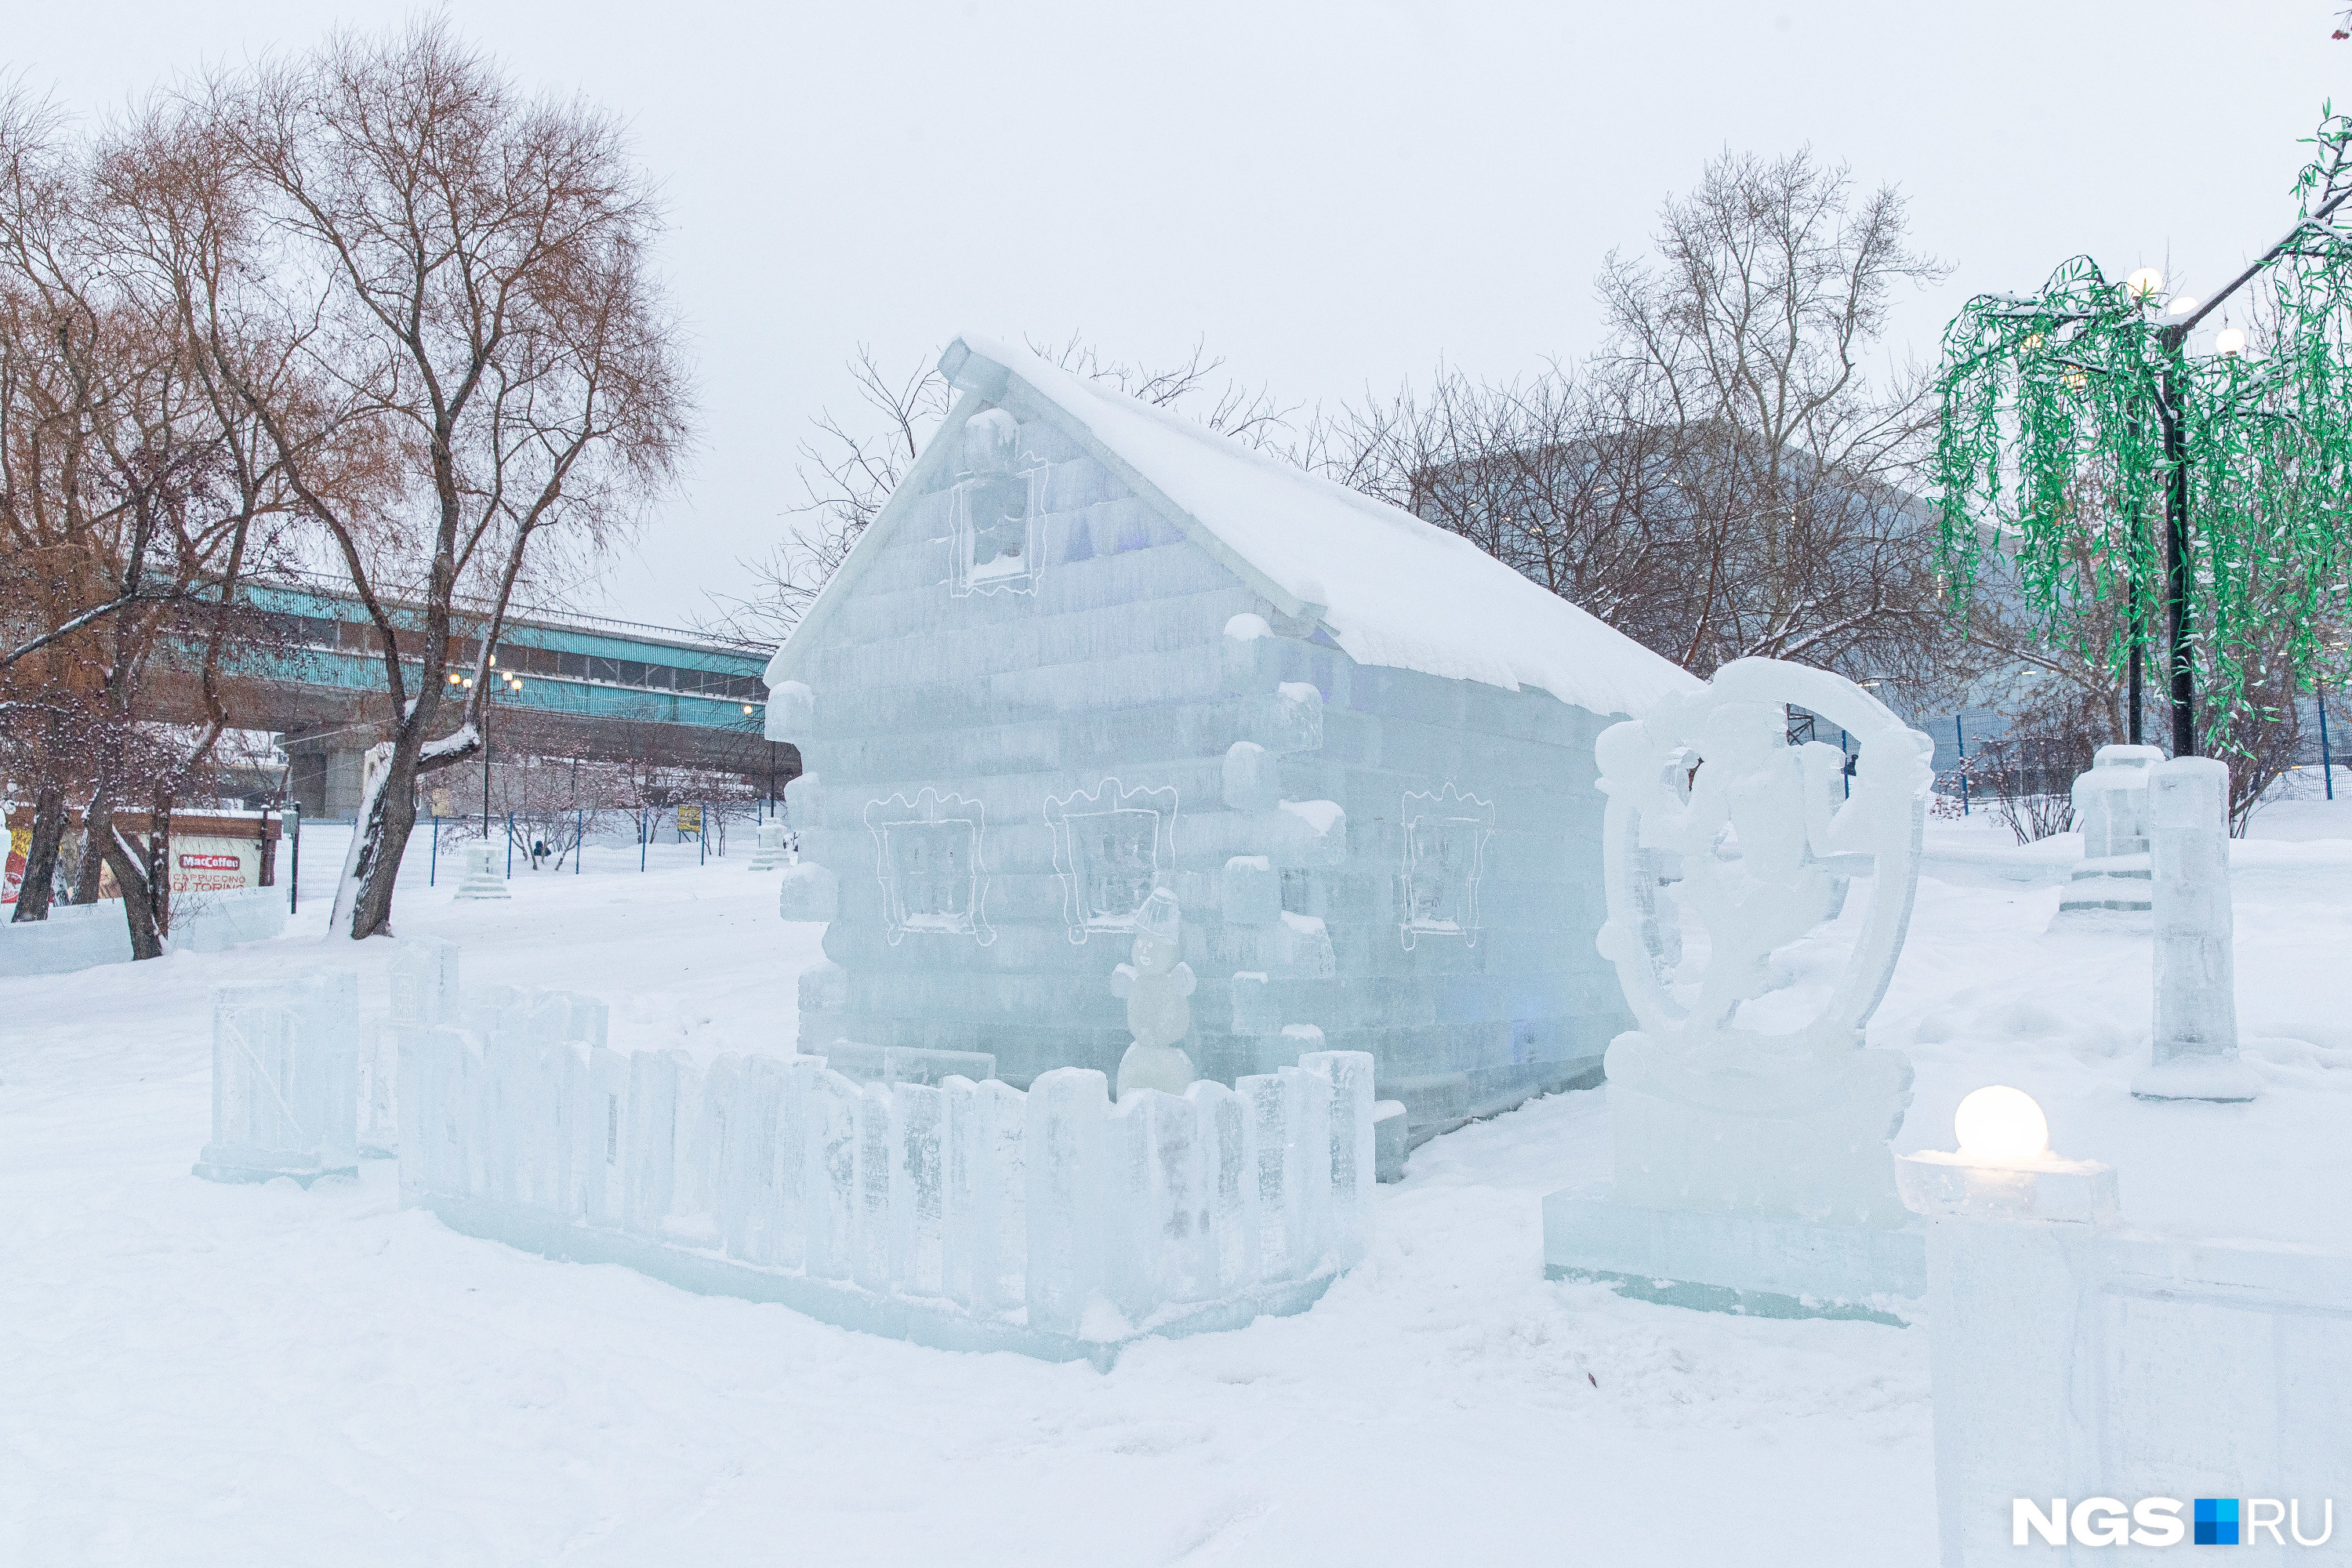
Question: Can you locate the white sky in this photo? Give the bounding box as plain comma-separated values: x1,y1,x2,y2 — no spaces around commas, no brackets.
13,1,2345,633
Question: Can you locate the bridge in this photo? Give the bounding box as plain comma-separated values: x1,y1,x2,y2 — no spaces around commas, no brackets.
234,579,790,818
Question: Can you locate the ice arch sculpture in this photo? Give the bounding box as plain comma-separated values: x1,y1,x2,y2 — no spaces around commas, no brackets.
1548,659,1936,1322
1592,658,1933,1225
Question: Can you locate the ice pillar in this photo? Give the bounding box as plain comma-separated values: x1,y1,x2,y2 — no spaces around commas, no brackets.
2132,757,2259,1102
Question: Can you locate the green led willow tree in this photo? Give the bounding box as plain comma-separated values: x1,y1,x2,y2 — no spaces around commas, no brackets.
1936,111,2352,758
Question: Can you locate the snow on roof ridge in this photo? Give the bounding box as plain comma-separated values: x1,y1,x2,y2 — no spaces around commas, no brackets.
956,332,1429,541
949,333,1701,717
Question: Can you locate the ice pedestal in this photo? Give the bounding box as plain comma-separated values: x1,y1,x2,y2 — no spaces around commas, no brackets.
1900,1147,2121,1568
452,844,510,901
1546,1028,1926,1323
1602,1032,1915,1224
1544,1191,1925,1323
2049,743,2163,930
745,823,794,871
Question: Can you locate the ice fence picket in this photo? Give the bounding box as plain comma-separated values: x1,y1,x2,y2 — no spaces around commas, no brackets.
377,968,1374,1352
1299,1049,1375,1269
890,1081,951,1298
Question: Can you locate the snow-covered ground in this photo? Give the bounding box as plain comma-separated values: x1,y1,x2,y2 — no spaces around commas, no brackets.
6,797,2350,1566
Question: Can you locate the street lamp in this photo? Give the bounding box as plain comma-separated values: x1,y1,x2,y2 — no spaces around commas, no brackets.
1940,122,2352,763
456,671,490,842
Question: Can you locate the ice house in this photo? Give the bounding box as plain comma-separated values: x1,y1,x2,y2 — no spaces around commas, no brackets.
764,333,1698,1142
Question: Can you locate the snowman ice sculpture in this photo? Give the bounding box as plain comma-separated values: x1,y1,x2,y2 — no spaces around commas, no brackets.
1111,887,1198,1099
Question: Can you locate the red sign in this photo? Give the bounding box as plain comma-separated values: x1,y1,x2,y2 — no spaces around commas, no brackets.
179,853,243,871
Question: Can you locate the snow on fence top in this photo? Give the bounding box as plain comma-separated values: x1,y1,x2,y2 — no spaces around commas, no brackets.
771,332,1700,720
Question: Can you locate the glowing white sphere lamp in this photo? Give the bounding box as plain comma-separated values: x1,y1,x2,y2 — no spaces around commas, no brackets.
2216,326,2247,355
2125,267,2164,299
2166,295,2200,316
1953,1085,2051,1163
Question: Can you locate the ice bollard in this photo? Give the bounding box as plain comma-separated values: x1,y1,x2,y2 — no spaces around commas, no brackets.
2132,757,2259,1102
1894,1087,2121,1568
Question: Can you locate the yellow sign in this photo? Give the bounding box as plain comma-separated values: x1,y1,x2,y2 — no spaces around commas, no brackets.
677,804,702,834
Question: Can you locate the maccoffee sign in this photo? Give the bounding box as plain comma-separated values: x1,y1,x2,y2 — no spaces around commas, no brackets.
169,838,252,894
95,833,259,898
4,813,267,901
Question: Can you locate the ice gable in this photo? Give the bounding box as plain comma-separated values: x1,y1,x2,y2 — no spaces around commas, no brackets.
770,335,1699,716
761,333,1688,1143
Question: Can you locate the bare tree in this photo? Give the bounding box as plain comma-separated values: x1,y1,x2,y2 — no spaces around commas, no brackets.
1599,148,1946,482
705,335,1292,642
1298,361,1697,644
201,19,693,940
0,89,297,952
1596,149,1952,680
1302,148,1958,691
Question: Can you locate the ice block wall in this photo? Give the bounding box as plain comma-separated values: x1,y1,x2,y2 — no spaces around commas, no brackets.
774,397,1628,1140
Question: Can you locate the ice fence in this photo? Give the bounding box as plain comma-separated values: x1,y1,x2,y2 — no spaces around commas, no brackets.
191,938,1371,1363
397,1029,1374,1359
195,939,1377,1359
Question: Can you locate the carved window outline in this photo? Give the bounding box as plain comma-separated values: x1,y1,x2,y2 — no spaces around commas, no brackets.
863,788,994,946
1398,782,1495,951
946,417,1051,599
1041,778,1178,943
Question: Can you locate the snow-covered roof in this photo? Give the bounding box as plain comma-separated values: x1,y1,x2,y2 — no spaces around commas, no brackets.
772,333,1700,717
